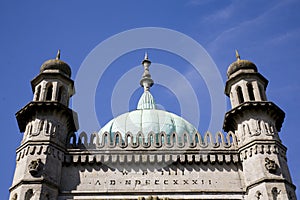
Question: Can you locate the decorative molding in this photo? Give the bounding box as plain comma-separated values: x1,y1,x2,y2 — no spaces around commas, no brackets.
25,119,59,138
64,151,239,165
239,142,287,161
223,101,285,132
240,119,277,140
16,145,64,162
15,101,78,133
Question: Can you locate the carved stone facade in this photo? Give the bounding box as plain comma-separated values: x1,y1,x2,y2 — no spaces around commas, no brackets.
9,51,296,199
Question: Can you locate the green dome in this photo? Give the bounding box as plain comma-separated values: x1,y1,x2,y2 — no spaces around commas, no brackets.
99,109,197,142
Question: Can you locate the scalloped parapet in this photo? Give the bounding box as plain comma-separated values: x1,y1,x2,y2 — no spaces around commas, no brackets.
67,131,238,149
63,131,240,165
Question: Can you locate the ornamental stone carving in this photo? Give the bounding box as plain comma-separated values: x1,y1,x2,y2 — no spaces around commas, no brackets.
28,158,43,176
265,157,277,173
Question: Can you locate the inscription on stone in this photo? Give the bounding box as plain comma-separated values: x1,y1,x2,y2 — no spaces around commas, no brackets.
64,165,243,193
93,178,212,186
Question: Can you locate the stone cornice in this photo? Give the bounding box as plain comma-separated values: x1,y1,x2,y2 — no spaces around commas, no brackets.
238,139,287,153
9,178,59,192
239,143,287,162
245,177,296,192
16,140,66,154
16,143,65,162
64,149,240,165
16,101,78,132
223,101,285,132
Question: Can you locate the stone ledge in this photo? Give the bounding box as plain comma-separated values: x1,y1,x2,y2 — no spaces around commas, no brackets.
63,151,240,165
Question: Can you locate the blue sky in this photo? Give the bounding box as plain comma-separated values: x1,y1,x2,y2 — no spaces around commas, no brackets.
1,0,299,198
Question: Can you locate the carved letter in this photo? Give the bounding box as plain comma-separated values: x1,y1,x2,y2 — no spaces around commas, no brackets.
95,180,101,185
155,180,159,185
164,180,168,185
192,180,197,185
142,170,148,175
125,180,131,185
173,180,178,185
135,180,141,185
183,180,188,185
110,180,115,185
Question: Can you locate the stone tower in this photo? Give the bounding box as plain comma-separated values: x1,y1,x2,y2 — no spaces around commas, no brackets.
9,51,78,200
223,51,296,199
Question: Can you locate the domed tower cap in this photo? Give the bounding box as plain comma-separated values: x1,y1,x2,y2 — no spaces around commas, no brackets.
40,50,71,77
227,50,257,78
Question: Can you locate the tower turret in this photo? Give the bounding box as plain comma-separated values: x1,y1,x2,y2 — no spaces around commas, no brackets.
223,51,296,199
225,50,267,108
10,51,78,200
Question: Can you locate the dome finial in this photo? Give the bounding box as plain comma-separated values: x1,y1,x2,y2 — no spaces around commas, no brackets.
56,49,61,60
138,53,156,109
235,49,241,61
140,52,154,92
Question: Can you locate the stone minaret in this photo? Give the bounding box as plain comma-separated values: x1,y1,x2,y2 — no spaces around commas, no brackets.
223,51,296,199
9,51,78,200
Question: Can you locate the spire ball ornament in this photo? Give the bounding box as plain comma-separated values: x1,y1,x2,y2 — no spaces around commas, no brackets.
140,52,154,91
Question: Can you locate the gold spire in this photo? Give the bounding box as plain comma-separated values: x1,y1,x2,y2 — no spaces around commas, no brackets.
235,49,241,61
56,49,61,60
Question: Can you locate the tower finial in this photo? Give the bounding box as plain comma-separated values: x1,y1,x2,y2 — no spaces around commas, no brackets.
140,53,154,92
56,49,61,60
235,49,241,61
